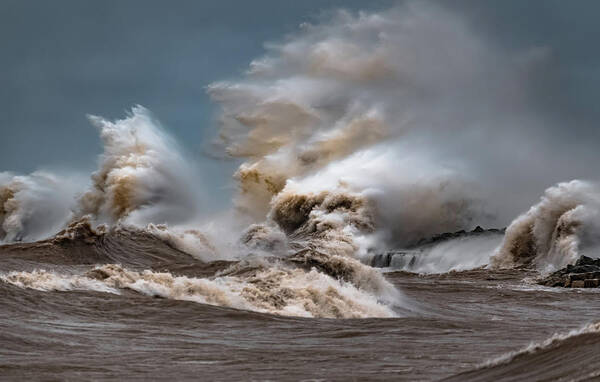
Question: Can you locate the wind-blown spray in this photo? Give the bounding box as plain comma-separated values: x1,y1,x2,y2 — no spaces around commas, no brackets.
0,171,81,243
76,106,199,226
491,180,600,271
208,2,549,254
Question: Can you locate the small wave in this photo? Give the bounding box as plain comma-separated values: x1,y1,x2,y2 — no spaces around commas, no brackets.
0,269,119,294
444,321,600,381
144,223,222,262
0,218,201,269
482,322,600,368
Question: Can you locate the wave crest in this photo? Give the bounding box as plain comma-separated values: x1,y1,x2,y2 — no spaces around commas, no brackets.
0,172,80,243
76,106,199,226
1,261,397,318
491,180,600,271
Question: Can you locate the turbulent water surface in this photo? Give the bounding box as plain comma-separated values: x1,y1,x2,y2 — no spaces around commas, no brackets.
1,225,600,381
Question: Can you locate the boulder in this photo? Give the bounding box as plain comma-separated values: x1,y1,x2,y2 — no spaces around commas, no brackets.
538,256,600,288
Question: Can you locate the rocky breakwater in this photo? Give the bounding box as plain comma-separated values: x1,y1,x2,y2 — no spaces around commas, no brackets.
539,256,600,288
370,226,504,269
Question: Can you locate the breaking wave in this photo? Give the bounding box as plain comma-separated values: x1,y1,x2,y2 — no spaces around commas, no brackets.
0,171,81,243
0,217,401,318
491,180,600,272
76,106,200,226
1,261,397,318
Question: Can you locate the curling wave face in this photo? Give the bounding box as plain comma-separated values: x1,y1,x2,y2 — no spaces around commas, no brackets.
0,105,406,318
0,218,400,318
1,261,396,319
491,180,600,272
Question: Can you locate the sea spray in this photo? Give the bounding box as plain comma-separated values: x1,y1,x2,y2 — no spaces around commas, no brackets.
76,106,200,226
491,180,600,271
0,171,82,243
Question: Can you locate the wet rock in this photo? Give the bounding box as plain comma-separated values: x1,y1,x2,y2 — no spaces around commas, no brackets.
571,280,585,288
538,256,600,288
414,226,505,247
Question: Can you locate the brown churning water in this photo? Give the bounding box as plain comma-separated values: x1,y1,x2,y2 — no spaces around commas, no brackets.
1,222,600,381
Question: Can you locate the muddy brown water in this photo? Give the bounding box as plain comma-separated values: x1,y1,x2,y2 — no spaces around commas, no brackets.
1,231,599,381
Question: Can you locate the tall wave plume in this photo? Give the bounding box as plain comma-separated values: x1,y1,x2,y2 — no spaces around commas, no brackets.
70,106,230,262
76,106,200,227
491,180,600,271
0,171,81,243
201,1,540,314
208,1,552,253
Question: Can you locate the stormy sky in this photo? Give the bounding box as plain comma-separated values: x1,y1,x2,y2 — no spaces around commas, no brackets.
2,0,600,208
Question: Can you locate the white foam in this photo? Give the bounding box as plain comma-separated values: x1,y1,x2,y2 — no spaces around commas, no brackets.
491,180,600,271
0,264,398,319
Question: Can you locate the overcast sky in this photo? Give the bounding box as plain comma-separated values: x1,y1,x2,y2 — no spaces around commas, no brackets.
1,0,394,175
2,0,600,189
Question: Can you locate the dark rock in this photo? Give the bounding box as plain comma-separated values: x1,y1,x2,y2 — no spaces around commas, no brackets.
538,256,600,288
575,256,600,267
413,226,505,248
